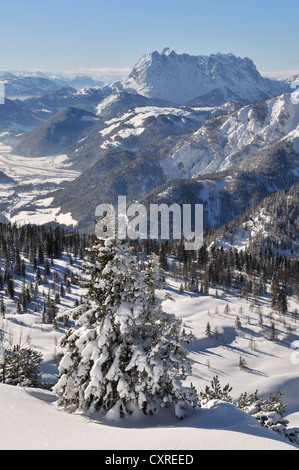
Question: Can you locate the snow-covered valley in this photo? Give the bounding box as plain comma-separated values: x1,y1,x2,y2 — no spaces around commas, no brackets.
0,140,79,226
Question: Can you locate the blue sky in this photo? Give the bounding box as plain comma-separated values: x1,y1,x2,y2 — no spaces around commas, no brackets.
1,0,299,78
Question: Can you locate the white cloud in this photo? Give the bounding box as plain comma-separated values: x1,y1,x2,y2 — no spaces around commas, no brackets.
64,67,131,79
260,70,299,80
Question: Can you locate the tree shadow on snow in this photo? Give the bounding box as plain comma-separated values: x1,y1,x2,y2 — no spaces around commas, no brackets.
83,402,298,449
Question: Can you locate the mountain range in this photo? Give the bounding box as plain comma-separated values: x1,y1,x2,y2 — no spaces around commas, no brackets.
0,48,298,239
0,71,104,98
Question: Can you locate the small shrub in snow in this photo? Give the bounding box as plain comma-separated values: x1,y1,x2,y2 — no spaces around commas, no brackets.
193,375,233,406
238,390,299,444
195,377,299,445
238,355,247,370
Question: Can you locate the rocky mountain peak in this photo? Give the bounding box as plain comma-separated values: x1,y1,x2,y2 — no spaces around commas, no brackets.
121,49,290,105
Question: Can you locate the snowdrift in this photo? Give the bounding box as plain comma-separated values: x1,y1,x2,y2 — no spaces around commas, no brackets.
0,383,296,450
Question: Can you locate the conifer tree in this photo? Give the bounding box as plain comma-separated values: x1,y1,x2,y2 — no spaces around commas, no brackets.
6,277,14,300
235,315,242,329
258,312,264,332
268,322,278,341
54,235,196,419
0,345,43,388
0,295,5,318
205,322,212,337
197,375,233,406
238,355,247,370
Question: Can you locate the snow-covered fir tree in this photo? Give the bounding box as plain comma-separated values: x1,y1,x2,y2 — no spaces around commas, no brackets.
54,235,196,420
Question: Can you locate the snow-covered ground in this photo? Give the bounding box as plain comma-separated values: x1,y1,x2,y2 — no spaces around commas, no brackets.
0,141,79,225
0,384,295,450
164,278,299,427
0,255,299,450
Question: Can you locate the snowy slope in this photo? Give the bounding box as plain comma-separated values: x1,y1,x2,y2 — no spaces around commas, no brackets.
160,93,299,180
0,384,295,450
0,255,299,450
210,182,299,256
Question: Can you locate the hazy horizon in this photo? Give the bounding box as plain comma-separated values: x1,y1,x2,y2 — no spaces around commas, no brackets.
1,0,298,79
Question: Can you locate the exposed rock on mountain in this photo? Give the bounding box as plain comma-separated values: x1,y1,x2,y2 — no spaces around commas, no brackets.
119,48,290,105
